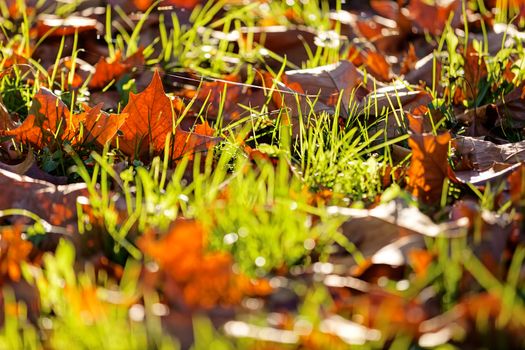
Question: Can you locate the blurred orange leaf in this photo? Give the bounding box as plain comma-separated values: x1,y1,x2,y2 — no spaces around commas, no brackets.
139,219,270,308
0,224,32,282
408,0,461,35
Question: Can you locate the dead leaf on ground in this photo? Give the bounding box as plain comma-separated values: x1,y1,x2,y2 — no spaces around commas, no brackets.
88,49,144,89
407,0,461,35
454,136,525,170
119,70,220,160
269,60,373,118
35,14,100,38
138,219,270,309
0,168,88,231
1,88,126,149
1,88,77,148
407,132,456,203
330,199,467,259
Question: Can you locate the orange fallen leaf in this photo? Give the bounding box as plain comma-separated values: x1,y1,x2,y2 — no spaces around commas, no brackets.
401,43,418,75
0,224,33,283
1,88,79,147
120,70,219,160
181,74,245,120
406,132,455,203
1,89,125,148
139,219,270,309
81,103,128,145
88,49,145,89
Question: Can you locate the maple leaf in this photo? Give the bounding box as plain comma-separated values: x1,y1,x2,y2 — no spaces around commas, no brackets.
1,88,77,147
1,89,125,148
119,70,219,160
81,104,128,145
406,132,455,203
88,50,145,89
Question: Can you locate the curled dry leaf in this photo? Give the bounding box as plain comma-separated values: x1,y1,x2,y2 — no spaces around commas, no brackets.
407,132,456,203
120,70,220,160
453,135,525,184
0,168,88,231
330,199,468,259
269,60,372,119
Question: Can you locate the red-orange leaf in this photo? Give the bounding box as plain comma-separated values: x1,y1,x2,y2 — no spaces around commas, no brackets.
120,71,218,160
407,132,454,203
0,224,33,282
408,0,461,35
88,50,144,89
119,71,179,158
1,89,126,148
1,88,77,147
82,104,128,145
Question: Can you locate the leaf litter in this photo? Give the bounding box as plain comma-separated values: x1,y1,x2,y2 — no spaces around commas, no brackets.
1,0,525,349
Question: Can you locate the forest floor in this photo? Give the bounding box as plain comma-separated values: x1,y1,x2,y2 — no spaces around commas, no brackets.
1,0,525,349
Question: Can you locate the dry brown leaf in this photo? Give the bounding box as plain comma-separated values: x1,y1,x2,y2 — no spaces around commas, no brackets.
331,199,467,258
270,60,373,118
0,168,87,230
407,132,455,203
407,0,461,35
454,136,525,170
